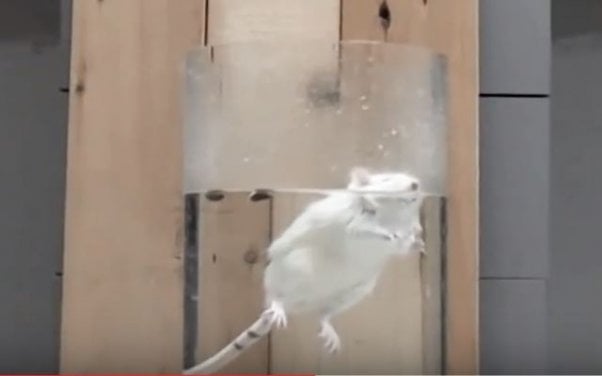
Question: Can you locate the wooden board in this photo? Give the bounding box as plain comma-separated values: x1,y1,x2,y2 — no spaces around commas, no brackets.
207,0,340,44
341,1,480,373
420,197,445,374
196,192,271,373
60,0,205,373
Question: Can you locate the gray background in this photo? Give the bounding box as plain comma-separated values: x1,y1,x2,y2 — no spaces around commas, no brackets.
0,0,70,374
1,0,600,373
548,1,602,372
0,0,71,372
479,0,550,373
481,0,602,373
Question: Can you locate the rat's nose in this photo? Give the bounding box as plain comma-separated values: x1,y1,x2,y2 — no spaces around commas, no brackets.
411,182,419,190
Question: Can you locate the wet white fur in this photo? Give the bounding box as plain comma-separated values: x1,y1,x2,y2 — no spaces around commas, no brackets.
184,167,423,374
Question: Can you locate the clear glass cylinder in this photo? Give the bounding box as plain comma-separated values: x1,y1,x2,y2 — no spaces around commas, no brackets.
183,41,448,374
183,41,447,194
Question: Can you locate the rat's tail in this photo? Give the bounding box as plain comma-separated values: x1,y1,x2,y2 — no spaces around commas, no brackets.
183,310,274,374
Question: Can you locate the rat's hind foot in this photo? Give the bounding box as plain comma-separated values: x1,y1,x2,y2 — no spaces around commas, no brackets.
318,319,341,354
265,301,288,329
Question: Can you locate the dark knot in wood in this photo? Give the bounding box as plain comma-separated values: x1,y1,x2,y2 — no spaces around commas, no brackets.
243,249,259,264
379,1,391,31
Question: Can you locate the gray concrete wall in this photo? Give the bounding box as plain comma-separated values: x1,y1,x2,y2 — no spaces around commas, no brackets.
548,2,602,372
0,0,71,372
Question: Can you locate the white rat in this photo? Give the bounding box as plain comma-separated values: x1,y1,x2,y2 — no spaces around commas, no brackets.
184,167,424,374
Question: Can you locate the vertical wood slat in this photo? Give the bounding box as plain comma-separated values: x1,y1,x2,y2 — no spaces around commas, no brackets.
61,0,205,373
196,192,271,373
341,1,480,373
207,0,340,44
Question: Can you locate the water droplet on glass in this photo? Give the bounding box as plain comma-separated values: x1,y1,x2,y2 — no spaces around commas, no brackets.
336,109,343,115
359,95,367,101
391,129,398,136
243,157,250,163
377,144,384,151
361,104,370,111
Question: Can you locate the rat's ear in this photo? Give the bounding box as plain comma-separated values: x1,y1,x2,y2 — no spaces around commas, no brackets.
349,167,371,187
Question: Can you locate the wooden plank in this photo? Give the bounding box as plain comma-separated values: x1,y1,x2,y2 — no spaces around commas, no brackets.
341,1,480,373
270,192,439,374
60,0,205,373
207,0,339,44
196,192,271,373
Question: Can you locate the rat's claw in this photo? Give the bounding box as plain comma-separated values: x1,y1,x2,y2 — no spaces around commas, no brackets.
266,301,288,329
319,320,341,354
413,234,426,255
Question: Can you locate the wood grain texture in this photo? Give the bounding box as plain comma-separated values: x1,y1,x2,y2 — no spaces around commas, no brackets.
61,0,205,372
207,0,340,44
196,192,271,373
342,0,480,373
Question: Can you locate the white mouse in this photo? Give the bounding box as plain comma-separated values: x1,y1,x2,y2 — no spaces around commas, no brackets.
184,167,424,374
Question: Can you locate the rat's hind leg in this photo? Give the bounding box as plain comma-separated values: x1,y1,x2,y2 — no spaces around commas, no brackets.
316,279,379,354
265,300,288,328
318,317,341,353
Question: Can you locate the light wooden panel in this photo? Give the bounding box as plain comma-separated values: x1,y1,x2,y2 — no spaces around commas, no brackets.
207,0,340,44
342,1,480,373
196,192,271,373
61,0,205,373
